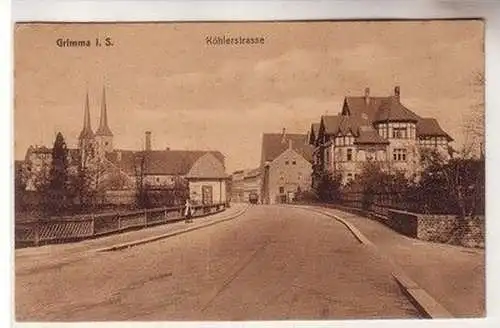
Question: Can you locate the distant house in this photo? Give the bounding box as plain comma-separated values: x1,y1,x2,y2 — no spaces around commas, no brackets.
260,130,313,204
310,86,453,184
230,168,261,203
230,170,246,203
243,168,261,203
23,146,81,191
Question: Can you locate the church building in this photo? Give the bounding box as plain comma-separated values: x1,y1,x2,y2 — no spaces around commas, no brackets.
21,87,229,206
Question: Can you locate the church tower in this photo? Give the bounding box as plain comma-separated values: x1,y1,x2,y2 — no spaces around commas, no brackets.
78,92,95,149
95,86,114,153
78,92,96,165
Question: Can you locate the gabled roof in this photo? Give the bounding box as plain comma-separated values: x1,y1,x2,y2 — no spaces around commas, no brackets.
105,149,225,176
344,95,421,123
261,133,313,164
321,115,342,135
25,146,81,165
374,97,421,123
337,115,364,135
354,126,390,145
343,96,389,122
417,118,453,141
244,167,261,179
308,123,320,144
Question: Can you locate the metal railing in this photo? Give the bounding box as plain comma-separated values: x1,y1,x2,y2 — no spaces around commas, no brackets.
15,202,229,248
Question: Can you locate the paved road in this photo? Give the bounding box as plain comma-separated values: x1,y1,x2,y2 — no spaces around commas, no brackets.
15,205,420,321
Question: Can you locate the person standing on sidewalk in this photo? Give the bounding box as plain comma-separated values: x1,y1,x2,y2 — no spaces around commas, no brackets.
184,198,193,223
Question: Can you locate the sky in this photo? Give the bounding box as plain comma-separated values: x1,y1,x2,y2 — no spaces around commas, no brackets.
14,20,484,173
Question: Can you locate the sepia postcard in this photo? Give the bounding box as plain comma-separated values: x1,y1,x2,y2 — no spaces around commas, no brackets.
13,19,485,323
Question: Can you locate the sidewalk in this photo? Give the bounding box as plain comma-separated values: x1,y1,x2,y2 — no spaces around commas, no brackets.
15,204,248,276
308,205,485,318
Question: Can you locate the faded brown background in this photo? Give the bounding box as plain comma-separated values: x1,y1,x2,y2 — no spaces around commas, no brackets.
14,21,484,172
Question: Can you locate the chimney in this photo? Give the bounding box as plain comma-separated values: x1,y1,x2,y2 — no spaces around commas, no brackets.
394,86,400,101
281,128,286,143
288,139,293,149
364,87,370,105
145,131,152,151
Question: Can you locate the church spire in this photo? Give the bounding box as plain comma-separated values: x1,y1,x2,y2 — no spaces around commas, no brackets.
96,86,113,136
78,91,94,140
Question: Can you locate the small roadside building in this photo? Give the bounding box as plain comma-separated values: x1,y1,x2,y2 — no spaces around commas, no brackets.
105,139,230,206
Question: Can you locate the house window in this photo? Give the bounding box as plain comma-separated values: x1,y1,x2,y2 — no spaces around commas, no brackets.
156,178,160,183
292,160,296,165
279,186,284,194
409,124,416,139
393,148,407,161
285,161,289,165
347,148,353,161
392,127,407,139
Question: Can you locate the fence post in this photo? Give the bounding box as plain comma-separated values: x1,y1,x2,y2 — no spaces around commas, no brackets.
118,213,121,230
34,219,40,247
145,209,148,228
91,215,95,236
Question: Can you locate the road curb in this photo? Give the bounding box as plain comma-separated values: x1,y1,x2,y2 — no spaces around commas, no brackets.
95,206,249,252
294,205,454,319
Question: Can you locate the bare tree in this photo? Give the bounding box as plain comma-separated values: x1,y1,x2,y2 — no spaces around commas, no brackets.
462,72,485,158
72,142,107,210
133,151,150,208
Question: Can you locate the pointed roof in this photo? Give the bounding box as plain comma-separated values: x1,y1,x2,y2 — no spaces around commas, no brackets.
78,92,94,140
417,118,454,141
321,115,342,135
105,149,225,176
261,133,313,164
244,167,261,179
354,126,390,145
343,96,389,122
374,96,421,123
96,87,113,136
308,123,320,145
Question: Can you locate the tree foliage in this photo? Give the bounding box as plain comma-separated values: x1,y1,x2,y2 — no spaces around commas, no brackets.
417,148,485,218
134,151,150,208
69,140,107,211
312,170,342,202
351,161,414,210
44,132,70,215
